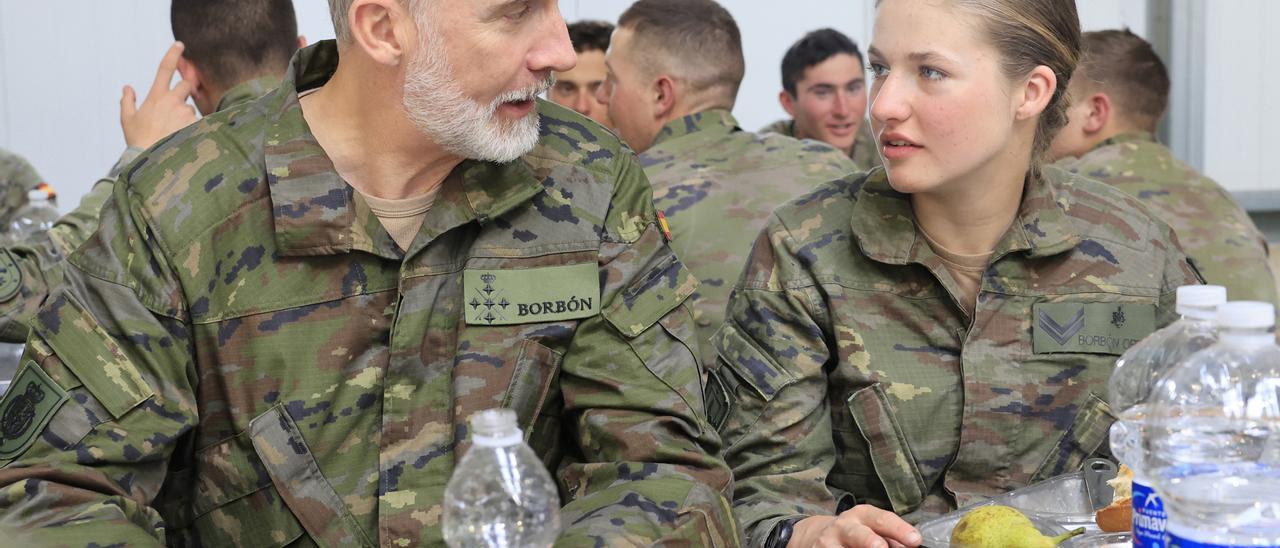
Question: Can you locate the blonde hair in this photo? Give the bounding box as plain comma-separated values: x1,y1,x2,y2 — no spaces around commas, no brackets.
953,0,1081,168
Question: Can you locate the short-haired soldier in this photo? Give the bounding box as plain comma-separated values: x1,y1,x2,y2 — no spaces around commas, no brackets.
596,0,855,364
762,28,882,171
1050,29,1275,305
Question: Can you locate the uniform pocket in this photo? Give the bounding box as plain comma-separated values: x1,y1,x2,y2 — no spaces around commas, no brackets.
1031,393,1116,482
162,405,373,548
846,383,927,515
502,339,563,443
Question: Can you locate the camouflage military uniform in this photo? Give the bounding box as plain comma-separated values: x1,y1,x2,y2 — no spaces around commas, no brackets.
761,118,882,172
1058,132,1276,305
0,149,42,228
708,166,1201,545
0,42,736,547
0,76,283,343
644,110,855,365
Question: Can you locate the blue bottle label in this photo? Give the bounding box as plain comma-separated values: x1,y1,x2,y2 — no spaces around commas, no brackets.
1133,480,1168,548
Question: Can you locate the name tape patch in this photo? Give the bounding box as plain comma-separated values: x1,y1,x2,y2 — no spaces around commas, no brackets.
1033,302,1156,355
464,262,600,326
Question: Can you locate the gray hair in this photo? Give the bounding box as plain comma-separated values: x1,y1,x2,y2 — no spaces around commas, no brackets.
328,0,428,43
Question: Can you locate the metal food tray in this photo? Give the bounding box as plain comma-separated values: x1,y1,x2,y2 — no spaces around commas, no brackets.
917,459,1118,547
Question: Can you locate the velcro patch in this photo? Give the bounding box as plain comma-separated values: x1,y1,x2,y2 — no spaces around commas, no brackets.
0,361,68,459
1033,302,1156,355
0,250,21,302
464,263,600,326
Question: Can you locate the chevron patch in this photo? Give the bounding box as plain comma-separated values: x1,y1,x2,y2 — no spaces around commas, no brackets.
1033,302,1156,355
1039,307,1086,345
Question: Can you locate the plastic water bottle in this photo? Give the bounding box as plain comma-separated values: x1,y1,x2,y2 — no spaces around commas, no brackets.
1146,302,1280,547
442,409,560,547
1110,285,1226,547
5,189,60,245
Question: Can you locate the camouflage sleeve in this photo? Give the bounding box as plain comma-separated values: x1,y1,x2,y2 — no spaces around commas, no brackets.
0,148,133,343
0,175,194,544
1157,221,1208,325
0,239,61,343
709,218,840,547
554,153,740,547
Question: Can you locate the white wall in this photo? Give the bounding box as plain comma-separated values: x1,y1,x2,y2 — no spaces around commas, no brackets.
10,0,1267,214
1201,0,1280,194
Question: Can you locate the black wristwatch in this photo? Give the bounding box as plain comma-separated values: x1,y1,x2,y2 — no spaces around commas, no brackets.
766,517,803,548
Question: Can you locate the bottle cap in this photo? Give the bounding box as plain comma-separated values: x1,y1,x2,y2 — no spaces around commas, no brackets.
468,408,523,448
1176,285,1227,318
1216,301,1276,330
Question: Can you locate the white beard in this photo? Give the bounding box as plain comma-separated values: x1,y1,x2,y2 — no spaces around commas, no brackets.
402,25,551,163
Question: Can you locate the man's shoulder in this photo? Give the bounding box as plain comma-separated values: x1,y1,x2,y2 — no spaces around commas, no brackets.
650,128,852,177
1045,166,1177,246
118,91,282,245
769,169,868,242
525,100,631,176
758,119,794,137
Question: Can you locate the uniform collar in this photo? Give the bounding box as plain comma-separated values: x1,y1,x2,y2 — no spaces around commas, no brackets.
263,40,545,259
1091,131,1157,152
215,76,282,113
649,109,740,148
850,168,1080,265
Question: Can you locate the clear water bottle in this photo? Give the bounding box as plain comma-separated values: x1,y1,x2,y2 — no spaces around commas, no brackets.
5,189,60,244
0,342,24,396
443,409,560,548
1110,285,1226,547
1146,302,1280,547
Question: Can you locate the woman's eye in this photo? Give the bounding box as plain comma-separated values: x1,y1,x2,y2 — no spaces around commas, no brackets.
868,63,889,79
921,66,945,80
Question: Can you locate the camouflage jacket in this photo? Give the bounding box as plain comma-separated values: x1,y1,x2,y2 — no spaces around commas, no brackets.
709,166,1201,544
760,118,882,172
1058,132,1276,305
0,149,42,229
644,110,855,364
0,76,283,343
0,42,737,547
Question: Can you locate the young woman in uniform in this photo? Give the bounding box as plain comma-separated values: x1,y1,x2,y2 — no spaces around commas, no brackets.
712,1,1201,546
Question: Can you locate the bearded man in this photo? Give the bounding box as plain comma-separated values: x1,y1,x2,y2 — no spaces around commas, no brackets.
0,1,738,546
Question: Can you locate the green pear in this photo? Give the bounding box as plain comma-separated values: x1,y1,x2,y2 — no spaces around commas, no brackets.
950,505,1086,547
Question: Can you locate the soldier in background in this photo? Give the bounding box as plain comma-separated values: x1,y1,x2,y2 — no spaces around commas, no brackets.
762,28,882,171
549,20,615,127
596,0,855,363
713,0,1201,546
0,0,736,545
1049,29,1276,305
0,150,44,227
0,0,303,343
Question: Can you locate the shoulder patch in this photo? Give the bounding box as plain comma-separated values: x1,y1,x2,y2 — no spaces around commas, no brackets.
0,249,21,302
0,361,68,459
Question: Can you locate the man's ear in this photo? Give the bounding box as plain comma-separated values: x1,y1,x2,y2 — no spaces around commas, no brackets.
653,75,677,121
298,35,308,49
176,56,206,102
779,90,797,118
1083,91,1112,135
1015,65,1056,121
349,0,413,66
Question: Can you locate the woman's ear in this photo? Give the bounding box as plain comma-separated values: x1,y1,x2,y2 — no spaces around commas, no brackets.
1015,65,1057,121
